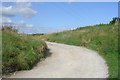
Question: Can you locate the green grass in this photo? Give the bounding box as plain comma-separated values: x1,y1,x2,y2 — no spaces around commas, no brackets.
2,28,47,74
42,24,118,78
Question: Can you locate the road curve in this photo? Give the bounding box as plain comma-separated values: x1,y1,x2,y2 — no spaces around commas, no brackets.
9,42,108,78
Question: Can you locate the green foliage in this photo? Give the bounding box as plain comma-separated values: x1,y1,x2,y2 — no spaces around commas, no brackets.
2,26,18,33
2,27,47,74
44,24,118,78
109,17,120,25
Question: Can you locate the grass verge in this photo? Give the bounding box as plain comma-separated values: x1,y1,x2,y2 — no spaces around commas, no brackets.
41,24,118,78
2,27,48,74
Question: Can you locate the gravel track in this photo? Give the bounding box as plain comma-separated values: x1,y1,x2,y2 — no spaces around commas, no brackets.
9,42,108,78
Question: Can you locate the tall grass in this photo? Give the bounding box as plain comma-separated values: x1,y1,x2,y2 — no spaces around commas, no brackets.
42,24,118,78
2,27,48,74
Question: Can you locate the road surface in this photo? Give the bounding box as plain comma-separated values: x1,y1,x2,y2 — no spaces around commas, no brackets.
9,42,108,78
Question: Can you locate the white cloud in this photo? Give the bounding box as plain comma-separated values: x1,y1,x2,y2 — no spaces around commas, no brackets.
68,0,76,3
16,0,29,2
2,16,12,23
15,2,37,18
1,2,37,18
14,20,34,34
18,7,37,18
16,2,31,7
15,20,33,28
1,6,16,17
1,2,36,32
26,24,33,28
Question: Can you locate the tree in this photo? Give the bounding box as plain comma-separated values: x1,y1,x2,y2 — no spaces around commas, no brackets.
109,17,120,25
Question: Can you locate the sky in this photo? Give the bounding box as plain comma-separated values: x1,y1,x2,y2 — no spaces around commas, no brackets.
1,2,118,34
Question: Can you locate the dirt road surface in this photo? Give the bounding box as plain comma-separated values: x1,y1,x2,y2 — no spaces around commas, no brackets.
9,42,108,78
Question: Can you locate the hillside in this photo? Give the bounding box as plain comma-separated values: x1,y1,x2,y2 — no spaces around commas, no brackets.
41,24,118,78
2,27,48,74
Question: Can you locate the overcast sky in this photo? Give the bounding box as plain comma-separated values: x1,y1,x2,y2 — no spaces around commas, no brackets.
1,2,118,34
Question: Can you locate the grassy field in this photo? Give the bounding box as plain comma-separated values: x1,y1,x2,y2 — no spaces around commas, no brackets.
41,24,118,78
2,27,48,74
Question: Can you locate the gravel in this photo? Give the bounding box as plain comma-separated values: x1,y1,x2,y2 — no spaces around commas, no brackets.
9,42,108,78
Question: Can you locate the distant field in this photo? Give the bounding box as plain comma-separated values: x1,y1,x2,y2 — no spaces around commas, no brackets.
41,24,118,78
2,27,48,74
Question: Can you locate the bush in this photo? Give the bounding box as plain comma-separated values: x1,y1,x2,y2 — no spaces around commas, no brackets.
2,26,48,74
109,17,120,25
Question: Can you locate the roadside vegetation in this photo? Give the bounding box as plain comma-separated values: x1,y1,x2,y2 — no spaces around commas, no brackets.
2,26,48,74
41,18,119,78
